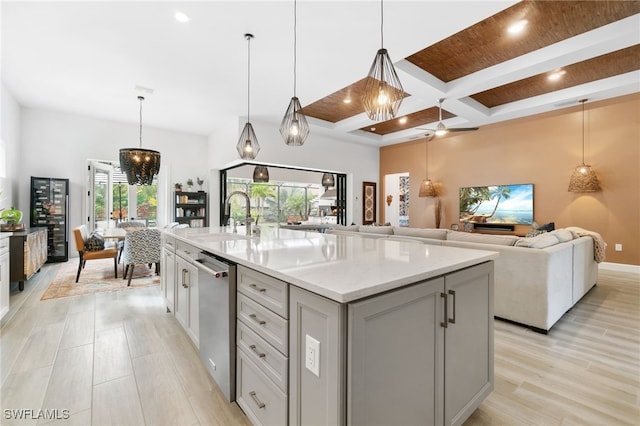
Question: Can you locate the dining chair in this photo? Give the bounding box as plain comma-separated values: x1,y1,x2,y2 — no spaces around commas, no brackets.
72,225,119,283
121,228,161,286
115,221,146,263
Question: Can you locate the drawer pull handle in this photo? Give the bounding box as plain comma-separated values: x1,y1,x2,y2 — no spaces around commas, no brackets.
249,283,267,292
249,391,266,409
249,344,266,358
249,313,266,325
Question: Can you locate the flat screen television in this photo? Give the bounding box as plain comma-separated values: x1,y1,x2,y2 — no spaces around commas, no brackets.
459,183,533,225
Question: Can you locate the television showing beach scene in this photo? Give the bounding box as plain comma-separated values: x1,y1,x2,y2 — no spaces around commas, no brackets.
459,184,533,225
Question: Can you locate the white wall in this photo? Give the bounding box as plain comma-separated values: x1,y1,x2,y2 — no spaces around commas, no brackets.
0,83,21,211
17,108,209,232
208,117,380,225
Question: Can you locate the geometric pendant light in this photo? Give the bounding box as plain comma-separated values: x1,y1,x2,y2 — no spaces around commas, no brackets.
362,0,404,122
321,173,335,190
418,135,436,197
253,165,270,183
119,96,161,186
280,0,310,146
237,34,260,160
568,99,600,192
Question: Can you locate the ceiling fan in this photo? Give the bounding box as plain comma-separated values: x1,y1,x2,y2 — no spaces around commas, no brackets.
419,98,479,139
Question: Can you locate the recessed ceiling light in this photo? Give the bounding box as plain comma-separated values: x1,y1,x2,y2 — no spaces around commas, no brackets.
175,11,190,23
548,70,567,81
507,19,527,35
399,117,407,124
343,98,352,104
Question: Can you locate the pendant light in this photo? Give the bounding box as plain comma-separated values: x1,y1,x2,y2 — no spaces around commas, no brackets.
568,99,600,192
280,0,310,146
119,96,161,186
253,165,269,183
419,135,436,197
362,0,404,122
322,173,335,190
237,34,260,160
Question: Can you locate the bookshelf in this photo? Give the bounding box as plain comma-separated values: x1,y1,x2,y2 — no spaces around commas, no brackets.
174,191,208,228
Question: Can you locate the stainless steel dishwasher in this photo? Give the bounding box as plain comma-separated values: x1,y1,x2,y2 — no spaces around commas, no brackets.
195,251,237,402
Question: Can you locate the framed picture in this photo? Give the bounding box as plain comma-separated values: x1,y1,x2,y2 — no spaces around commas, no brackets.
362,181,376,225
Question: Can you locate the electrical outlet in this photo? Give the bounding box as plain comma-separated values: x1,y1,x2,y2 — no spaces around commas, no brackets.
305,334,320,377
615,244,622,252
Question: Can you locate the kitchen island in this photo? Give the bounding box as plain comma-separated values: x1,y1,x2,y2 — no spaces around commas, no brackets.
162,226,498,426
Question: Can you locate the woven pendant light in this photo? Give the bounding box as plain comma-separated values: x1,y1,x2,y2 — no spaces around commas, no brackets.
419,135,436,197
362,0,404,122
280,0,310,146
119,96,161,186
253,165,269,183
568,99,600,192
237,34,260,160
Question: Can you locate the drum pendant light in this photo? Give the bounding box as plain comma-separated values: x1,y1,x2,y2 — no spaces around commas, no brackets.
237,34,260,160
280,0,310,146
362,0,404,122
119,96,161,186
568,99,600,192
419,136,436,197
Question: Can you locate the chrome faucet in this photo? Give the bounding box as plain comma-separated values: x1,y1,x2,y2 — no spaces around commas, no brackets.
224,191,252,234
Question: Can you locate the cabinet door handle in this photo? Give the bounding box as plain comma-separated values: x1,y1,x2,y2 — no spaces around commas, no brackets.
182,268,189,288
249,283,266,293
249,344,266,358
249,313,266,325
441,292,448,328
448,289,456,324
249,391,266,409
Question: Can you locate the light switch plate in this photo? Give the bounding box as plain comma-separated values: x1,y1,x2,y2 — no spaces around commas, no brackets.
305,334,320,377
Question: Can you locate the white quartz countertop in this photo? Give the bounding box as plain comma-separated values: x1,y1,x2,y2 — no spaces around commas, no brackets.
164,226,498,303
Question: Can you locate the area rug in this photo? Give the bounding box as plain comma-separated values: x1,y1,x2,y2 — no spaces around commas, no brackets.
41,258,160,300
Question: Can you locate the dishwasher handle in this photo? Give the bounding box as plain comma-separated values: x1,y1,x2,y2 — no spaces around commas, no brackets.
194,258,228,278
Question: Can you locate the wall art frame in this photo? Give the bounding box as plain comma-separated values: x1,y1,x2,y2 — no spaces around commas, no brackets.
362,181,377,225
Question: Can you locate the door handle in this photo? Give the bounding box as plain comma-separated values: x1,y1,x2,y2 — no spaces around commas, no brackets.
448,289,456,324
441,292,448,328
249,283,266,293
249,391,266,409
249,344,266,358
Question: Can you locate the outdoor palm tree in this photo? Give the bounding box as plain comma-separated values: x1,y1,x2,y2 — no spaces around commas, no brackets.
249,184,277,220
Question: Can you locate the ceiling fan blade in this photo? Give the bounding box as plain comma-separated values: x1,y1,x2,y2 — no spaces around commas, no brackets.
447,127,479,132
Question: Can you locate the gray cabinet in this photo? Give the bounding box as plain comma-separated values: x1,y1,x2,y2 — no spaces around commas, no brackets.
161,235,176,313
175,241,199,347
348,261,494,426
236,265,289,426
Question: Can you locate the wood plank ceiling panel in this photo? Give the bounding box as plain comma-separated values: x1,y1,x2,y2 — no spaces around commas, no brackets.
358,107,454,135
405,1,640,83
471,45,640,108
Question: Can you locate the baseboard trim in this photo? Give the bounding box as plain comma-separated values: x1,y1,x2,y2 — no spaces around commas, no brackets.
599,262,640,274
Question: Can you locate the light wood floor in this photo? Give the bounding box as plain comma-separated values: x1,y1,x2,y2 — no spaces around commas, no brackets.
1,263,638,425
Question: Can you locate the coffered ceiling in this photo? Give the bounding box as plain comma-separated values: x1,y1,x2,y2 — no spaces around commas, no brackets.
2,1,638,147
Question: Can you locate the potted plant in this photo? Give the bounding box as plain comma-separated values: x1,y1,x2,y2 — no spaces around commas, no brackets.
186,179,194,191
175,183,183,192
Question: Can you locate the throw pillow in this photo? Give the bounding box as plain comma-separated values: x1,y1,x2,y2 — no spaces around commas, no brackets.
525,228,547,237
84,232,105,251
538,222,555,232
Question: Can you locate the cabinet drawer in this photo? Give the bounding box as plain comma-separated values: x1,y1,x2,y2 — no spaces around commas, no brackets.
238,293,288,356
237,348,287,426
237,320,288,393
176,241,198,261
163,236,176,253
238,265,288,318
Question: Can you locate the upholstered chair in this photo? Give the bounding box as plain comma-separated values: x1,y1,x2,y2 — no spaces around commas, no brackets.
72,225,119,283
116,221,146,262
121,228,161,286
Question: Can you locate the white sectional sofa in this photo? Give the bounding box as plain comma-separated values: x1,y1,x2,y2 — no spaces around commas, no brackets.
327,225,599,333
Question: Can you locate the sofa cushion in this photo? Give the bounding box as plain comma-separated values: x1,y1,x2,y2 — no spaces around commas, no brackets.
446,231,519,246
514,233,561,249
549,229,574,243
358,225,393,235
331,224,359,232
392,227,448,240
